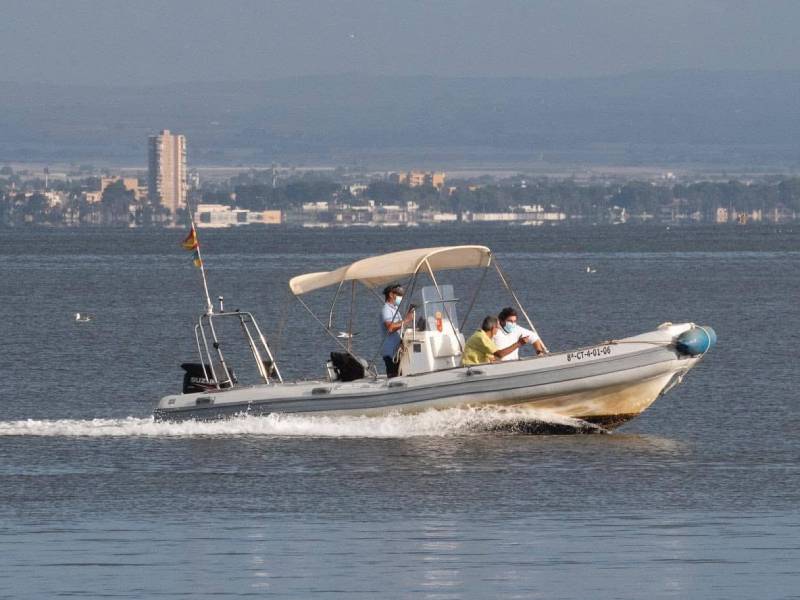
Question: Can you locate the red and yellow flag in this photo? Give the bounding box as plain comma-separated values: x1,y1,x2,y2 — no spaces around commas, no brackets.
181,225,202,267
181,225,198,250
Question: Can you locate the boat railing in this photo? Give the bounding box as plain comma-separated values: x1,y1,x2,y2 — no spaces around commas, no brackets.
193,309,283,391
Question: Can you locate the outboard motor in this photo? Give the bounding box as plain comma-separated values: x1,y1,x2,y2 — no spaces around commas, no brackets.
181,363,217,393
675,326,717,356
180,363,237,393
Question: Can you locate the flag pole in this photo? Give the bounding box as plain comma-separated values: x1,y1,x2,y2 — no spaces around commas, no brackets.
187,204,214,314
184,203,234,387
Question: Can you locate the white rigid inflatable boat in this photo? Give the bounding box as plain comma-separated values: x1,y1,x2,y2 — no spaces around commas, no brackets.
154,246,716,428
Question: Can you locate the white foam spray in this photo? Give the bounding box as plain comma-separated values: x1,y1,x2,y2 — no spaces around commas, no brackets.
0,407,605,438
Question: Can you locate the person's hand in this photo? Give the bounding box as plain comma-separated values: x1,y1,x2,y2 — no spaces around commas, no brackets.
518,335,530,345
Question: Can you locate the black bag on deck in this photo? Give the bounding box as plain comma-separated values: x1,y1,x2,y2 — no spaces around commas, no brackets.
329,352,366,382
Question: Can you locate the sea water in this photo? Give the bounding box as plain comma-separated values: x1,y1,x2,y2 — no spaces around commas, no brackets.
0,225,798,599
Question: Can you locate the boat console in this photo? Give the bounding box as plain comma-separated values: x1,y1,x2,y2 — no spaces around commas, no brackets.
399,285,466,375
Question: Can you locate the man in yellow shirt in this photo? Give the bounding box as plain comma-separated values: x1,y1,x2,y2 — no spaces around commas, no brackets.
462,316,530,366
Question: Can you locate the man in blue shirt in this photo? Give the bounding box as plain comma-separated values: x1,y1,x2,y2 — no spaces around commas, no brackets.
380,283,414,378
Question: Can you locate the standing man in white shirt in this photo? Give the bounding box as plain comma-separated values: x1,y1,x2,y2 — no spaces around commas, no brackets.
492,307,547,360
380,283,414,378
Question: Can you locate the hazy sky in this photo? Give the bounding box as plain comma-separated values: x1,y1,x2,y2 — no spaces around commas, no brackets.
1,0,798,85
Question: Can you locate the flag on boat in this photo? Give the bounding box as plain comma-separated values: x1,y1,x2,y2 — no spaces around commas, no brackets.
181,225,202,267
181,225,198,250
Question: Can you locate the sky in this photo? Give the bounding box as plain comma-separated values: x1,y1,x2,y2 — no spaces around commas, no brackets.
1,0,798,85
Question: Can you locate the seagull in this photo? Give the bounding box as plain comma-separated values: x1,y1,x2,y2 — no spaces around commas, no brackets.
75,312,92,322
586,266,597,274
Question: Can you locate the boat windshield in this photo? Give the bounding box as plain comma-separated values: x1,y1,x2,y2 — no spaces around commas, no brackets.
415,285,459,331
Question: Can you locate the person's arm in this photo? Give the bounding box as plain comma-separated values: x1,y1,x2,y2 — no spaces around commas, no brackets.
385,319,403,333
384,307,415,333
519,325,548,355
493,335,529,359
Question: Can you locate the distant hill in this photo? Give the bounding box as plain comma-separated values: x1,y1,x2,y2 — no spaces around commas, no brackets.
1,71,798,167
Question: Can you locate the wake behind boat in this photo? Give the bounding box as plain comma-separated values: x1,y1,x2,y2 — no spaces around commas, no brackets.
154,245,715,428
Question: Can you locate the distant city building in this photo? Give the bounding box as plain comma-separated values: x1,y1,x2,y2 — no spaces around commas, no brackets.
406,171,426,187
83,191,103,204
188,169,201,190
194,203,248,228
391,171,447,190
462,209,567,223
100,176,140,200
302,201,330,213
429,172,446,190
42,191,66,207
194,204,282,228
148,129,187,216
249,210,282,225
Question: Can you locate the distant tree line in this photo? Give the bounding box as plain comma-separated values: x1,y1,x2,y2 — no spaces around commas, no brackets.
230,176,800,221
0,179,167,227
3,165,800,226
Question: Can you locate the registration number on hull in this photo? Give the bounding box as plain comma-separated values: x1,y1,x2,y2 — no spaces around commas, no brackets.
566,345,612,362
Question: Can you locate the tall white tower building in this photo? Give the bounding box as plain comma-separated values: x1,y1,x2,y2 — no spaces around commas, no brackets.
148,129,187,216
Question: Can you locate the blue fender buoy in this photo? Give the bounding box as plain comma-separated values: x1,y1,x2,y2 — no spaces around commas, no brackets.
676,326,717,356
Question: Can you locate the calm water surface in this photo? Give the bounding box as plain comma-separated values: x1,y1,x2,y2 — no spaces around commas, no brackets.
0,225,798,599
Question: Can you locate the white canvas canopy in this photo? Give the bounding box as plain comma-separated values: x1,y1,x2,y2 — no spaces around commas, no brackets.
289,245,492,295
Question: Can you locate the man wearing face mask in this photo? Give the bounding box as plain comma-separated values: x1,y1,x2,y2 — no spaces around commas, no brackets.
380,283,414,378
493,307,547,360
461,315,529,366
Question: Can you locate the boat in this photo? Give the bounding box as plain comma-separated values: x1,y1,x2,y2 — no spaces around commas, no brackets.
154,245,715,428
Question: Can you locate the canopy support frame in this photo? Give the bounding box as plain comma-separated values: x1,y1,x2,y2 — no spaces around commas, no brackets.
493,258,548,353
459,255,493,334
294,292,375,376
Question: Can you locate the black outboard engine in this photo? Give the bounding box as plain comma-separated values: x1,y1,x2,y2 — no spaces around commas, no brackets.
329,352,367,382
180,363,237,393
181,363,217,393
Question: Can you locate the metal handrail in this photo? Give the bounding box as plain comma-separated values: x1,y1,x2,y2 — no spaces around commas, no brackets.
194,310,282,388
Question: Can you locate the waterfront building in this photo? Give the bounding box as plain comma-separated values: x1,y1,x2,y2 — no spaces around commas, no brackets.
194,204,282,227
248,210,282,225
148,129,187,216
194,203,247,228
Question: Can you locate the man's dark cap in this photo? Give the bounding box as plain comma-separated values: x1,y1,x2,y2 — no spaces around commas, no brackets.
383,283,404,297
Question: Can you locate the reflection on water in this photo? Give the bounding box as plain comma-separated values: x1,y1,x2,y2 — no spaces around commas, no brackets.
2,514,797,599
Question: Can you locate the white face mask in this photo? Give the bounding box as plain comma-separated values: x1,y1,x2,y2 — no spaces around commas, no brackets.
394,295,403,306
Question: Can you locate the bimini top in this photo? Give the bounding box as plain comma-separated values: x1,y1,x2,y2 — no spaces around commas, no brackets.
289,245,492,295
